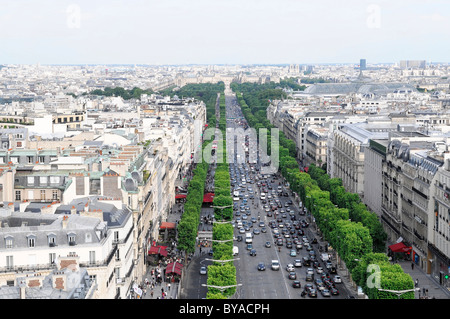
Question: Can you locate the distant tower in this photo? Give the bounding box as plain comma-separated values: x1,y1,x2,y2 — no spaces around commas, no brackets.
360,59,367,70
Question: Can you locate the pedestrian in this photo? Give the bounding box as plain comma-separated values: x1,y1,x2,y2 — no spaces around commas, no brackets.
151,290,154,298
168,283,171,291
415,279,419,287
411,262,414,270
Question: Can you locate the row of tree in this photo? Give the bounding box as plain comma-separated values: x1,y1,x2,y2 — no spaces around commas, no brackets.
159,82,225,128
232,84,415,299
207,93,237,299
85,86,154,100
285,169,414,299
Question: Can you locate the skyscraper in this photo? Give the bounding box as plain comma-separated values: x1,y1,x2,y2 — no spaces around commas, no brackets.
360,59,367,70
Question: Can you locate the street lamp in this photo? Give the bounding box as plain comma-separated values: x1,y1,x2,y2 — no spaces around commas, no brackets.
377,287,420,299
211,205,233,221
202,283,243,293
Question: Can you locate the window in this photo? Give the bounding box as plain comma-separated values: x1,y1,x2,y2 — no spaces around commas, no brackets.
15,191,21,201
27,176,34,185
27,156,34,164
89,251,96,265
49,253,56,264
52,190,58,200
5,237,13,249
27,235,36,248
48,234,56,247
39,156,45,163
68,233,76,246
50,176,60,184
40,190,46,201
40,176,47,185
6,256,13,270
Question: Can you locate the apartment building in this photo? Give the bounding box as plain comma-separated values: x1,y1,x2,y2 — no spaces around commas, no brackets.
0,198,134,299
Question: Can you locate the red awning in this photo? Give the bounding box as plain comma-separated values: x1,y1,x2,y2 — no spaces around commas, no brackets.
304,167,309,173
203,193,215,203
166,261,183,275
148,245,168,256
389,242,411,253
160,222,176,229
175,194,187,199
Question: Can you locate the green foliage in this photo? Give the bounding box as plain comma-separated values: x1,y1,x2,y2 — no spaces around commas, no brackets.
88,86,154,100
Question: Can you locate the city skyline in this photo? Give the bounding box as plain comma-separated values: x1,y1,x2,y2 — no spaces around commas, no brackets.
0,0,449,65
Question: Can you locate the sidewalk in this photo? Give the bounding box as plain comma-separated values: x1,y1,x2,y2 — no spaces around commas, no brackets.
397,260,450,299
140,203,184,300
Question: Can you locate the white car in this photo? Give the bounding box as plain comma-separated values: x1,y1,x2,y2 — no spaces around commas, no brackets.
200,266,207,275
271,260,280,271
333,275,342,284
286,263,295,272
294,259,302,267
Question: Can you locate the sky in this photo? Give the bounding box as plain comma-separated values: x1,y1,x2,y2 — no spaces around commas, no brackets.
0,0,449,65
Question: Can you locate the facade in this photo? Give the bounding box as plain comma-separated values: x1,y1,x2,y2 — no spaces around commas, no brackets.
0,199,134,299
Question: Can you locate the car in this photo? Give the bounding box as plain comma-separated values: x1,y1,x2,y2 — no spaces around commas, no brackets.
271,260,280,271
302,257,311,266
286,241,293,249
294,259,302,267
208,249,213,256
261,227,267,233
308,288,317,298
286,263,295,272
290,249,297,257
249,249,257,256
292,280,301,288
257,262,266,271
276,239,284,246
236,235,243,242
330,287,340,295
200,266,207,275
305,273,314,282
306,268,314,275
265,241,272,248
288,272,297,280
329,266,337,274
253,228,260,235
247,243,253,250
316,266,324,274
239,227,245,234
321,289,331,297
333,275,342,284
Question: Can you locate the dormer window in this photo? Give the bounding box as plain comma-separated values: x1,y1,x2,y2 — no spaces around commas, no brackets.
48,234,56,247
27,235,36,248
68,233,76,246
5,236,13,249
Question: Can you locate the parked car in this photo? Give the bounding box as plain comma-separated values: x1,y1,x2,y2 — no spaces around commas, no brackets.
200,266,207,275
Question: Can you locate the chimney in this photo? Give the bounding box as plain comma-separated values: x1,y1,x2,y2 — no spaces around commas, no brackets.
62,215,69,229
19,281,26,300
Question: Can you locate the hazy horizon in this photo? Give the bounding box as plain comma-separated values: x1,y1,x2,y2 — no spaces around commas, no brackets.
1,0,449,65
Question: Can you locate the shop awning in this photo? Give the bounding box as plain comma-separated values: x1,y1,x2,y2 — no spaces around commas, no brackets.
148,245,168,256
175,194,187,199
389,242,411,253
160,222,176,230
203,193,215,203
166,261,183,275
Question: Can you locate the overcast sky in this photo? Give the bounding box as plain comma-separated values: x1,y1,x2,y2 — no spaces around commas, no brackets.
1,0,449,65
